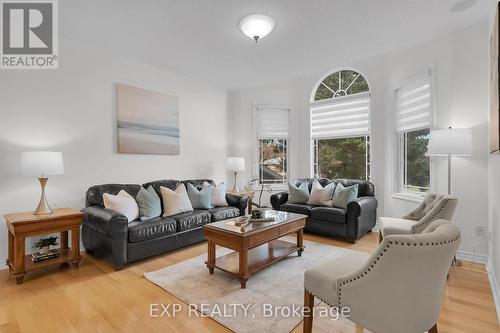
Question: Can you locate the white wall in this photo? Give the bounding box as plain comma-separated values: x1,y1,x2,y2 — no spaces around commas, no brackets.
229,21,491,258
0,38,229,267
383,23,491,259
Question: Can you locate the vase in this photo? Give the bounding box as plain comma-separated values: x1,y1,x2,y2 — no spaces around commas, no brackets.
39,246,50,254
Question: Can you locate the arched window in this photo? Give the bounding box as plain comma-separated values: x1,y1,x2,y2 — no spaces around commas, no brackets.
311,69,371,180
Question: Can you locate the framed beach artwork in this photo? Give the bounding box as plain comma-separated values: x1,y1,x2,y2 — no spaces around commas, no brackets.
491,3,500,154
116,83,180,155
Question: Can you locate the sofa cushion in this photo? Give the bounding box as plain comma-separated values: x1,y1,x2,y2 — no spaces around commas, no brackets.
279,203,315,216
103,190,140,222
128,217,177,243
187,182,212,209
173,210,211,231
161,184,193,217
136,186,162,221
288,181,310,204
86,184,141,208
208,207,240,222
310,207,347,224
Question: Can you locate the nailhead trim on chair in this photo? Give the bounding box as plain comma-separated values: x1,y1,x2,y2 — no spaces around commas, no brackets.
411,198,453,234
336,235,460,306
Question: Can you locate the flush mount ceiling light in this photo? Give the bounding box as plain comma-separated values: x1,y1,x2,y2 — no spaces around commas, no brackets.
238,14,275,43
450,0,477,12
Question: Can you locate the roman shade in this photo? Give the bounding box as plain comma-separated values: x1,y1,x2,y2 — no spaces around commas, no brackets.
310,92,371,139
255,106,290,139
395,71,433,133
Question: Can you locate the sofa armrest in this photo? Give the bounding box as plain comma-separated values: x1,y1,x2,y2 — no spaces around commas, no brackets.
226,194,248,216
270,192,289,210
347,196,378,218
82,206,128,237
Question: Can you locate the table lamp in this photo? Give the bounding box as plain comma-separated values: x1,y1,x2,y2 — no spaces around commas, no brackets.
226,157,245,192
21,151,64,215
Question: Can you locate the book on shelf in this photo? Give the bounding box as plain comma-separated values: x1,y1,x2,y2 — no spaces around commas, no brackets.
31,249,60,262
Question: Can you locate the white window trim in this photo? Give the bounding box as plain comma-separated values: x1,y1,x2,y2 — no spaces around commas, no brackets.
253,104,291,188
391,68,437,201
308,68,372,180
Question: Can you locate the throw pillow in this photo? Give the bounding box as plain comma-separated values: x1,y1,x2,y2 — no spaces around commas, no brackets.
331,183,359,209
136,186,161,221
287,181,310,204
160,184,193,217
203,181,228,207
307,180,336,206
103,190,139,222
187,183,212,209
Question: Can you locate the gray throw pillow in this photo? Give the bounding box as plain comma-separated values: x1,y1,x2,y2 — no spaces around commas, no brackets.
287,181,310,204
187,182,212,209
136,186,161,221
331,183,359,209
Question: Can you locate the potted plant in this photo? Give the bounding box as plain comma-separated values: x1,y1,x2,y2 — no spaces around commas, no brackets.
33,236,58,254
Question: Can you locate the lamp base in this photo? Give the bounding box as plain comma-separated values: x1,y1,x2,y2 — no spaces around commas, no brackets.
231,172,240,193
33,177,53,215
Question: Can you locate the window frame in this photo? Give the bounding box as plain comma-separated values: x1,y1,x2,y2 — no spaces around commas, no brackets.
398,129,431,194
257,138,288,185
309,67,372,180
253,104,291,187
392,69,436,200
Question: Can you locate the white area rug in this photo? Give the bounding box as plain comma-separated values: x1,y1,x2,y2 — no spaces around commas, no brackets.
144,237,363,333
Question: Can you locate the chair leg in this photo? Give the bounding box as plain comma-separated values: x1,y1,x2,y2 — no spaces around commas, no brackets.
303,289,314,333
378,230,383,243
428,323,438,333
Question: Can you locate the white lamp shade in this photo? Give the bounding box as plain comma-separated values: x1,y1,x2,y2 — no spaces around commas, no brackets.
226,157,245,171
427,128,472,156
21,151,64,176
238,14,275,41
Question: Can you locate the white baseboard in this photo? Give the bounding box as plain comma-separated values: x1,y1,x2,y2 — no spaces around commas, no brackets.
456,250,489,264
486,260,500,325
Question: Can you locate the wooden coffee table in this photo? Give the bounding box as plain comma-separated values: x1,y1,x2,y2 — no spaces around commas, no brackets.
203,210,307,288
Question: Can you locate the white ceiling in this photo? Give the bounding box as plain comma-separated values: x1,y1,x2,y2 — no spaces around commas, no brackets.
61,0,491,90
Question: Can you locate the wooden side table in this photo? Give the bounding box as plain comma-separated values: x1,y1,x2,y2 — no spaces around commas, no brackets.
228,190,255,215
4,208,83,284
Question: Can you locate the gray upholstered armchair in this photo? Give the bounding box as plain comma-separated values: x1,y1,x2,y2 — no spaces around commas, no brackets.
303,220,461,333
378,193,457,242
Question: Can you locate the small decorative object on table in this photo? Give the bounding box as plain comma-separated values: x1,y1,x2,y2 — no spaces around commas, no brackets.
32,236,59,262
250,208,275,222
33,236,58,254
32,249,60,262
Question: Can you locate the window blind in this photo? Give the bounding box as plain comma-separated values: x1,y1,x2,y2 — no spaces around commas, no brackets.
395,72,433,132
310,92,371,139
256,106,290,139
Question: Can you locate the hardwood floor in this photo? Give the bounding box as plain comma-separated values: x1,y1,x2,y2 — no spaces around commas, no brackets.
0,231,498,333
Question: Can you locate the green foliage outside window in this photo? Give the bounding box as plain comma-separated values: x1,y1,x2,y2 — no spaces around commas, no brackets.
404,129,430,192
315,137,369,180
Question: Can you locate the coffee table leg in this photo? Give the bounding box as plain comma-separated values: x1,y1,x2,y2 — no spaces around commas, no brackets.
207,241,215,274
239,249,248,289
297,229,304,257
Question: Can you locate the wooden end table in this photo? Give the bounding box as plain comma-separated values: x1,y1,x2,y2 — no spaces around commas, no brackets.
204,210,306,288
4,208,83,284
